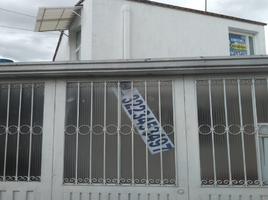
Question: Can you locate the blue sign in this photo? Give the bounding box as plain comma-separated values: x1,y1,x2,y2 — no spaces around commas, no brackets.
229,35,247,56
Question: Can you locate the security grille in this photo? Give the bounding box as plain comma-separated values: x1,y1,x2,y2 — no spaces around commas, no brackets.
63,80,176,186
196,78,268,186
0,83,44,182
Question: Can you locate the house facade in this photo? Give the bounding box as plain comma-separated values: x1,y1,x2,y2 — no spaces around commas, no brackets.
0,56,268,200
34,0,267,61
1,0,267,200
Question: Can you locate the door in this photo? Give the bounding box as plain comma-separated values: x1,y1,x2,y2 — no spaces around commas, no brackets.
0,80,55,200
52,77,189,200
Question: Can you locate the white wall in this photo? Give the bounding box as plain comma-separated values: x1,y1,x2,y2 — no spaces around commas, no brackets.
55,0,266,61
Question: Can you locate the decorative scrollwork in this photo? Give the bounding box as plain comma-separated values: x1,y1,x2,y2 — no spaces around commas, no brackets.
32,126,43,135
0,84,9,89
35,83,45,88
243,124,256,135
133,82,145,87
240,79,252,85
229,124,241,135
79,82,91,87
18,176,28,181
92,124,104,135
106,124,118,135
78,125,90,135
120,124,132,135
66,82,78,88
107,82,117,87
211,79,223,85
5,176,16,181
225,79,238,85
254,79,267,84
213,124,226,135
198,124,212,135
0,125,6,135
65,125,77,135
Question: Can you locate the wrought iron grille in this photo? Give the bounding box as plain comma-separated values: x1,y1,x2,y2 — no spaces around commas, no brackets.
196,78,268,187
63,80,176,186
0,83,45,182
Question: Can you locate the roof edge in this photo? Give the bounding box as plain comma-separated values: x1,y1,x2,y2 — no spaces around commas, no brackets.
129,0,267,26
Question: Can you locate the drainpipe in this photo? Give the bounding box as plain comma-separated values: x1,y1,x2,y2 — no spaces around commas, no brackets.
123,5,130,59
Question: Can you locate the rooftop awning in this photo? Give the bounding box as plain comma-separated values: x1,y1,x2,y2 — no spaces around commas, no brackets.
34,6,82,32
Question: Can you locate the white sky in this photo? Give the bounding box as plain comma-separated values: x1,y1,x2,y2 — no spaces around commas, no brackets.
0,0,267,62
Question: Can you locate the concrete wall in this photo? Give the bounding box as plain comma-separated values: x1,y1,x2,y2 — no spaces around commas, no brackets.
54,0,266,61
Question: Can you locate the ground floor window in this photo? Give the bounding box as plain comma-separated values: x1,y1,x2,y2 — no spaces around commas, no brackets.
0,83,44,182
197,78,268,186
63,80,176,186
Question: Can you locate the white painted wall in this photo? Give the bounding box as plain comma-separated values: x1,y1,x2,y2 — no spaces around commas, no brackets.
54,0,266,61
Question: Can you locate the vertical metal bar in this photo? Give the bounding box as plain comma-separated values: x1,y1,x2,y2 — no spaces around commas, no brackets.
172,80,178,185
75,82,80,185
237,79,248,185
89,82,93,184
103,81,107,184
131,81,134,184
252,78,263,185
117,81,121,184
3,83,10,181
208,79,217,185
223,80,232,185
27,83,34,182
15,84,22,181
158,80,163,185
145,81,149,185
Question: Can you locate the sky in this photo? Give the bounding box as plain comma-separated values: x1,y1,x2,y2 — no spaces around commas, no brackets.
0,0,267,62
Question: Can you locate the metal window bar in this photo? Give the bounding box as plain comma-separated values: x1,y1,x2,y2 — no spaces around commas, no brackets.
237,79,248,185
158,80,164,185
117,81,121,185
103,81,107,185
63,80,175,186
145,81,149,185
208,79,218,186
223,80,232,185
3,84,10,182
252,79,263,186
15,84,22,181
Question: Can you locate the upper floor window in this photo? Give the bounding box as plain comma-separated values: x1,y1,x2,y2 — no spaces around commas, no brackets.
229,33,254,56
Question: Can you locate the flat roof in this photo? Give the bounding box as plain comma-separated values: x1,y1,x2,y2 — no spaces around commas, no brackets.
1,56,268,77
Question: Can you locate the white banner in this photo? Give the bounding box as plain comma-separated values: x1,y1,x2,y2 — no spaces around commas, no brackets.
113,84,174,154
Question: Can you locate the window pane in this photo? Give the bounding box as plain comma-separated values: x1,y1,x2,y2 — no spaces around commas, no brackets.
63,80,176,186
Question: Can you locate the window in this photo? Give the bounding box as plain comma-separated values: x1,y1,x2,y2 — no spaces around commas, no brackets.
196,78,268,186
229,33,254,56
0,83,45,182
75,30,81,60
63,80,176,186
